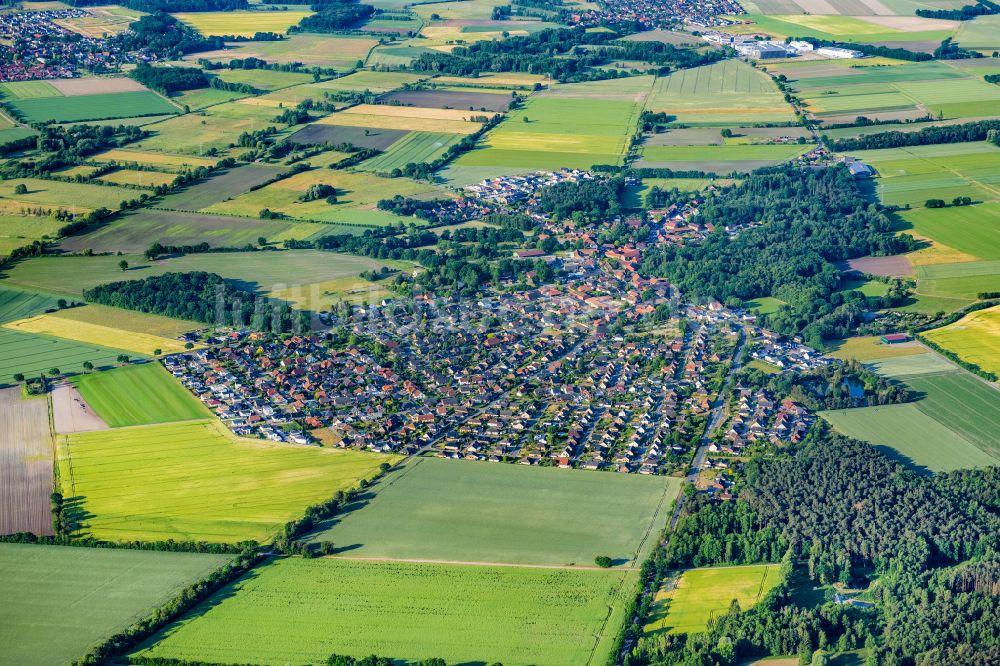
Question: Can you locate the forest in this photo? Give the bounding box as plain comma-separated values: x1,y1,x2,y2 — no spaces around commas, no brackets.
638,166,917,347
915,0,998,20
83,271,307,333
631,430,1000,666
129,63,209,94
292,0,376,32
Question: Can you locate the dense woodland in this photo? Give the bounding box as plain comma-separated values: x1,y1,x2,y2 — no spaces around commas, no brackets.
915,0,998,20
409,27,727,81
631,431,1000,666
83,271,307,333
113,12,224,57
129,63,208,93
293,0,376,32
639,166,917,347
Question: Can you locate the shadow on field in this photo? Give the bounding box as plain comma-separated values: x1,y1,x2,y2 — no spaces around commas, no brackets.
873,445,933,476
307,492,375,536
61,495,94,535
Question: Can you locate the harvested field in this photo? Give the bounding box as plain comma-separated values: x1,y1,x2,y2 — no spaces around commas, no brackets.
52,383,109,434
0,387,53,536
49,77,146,96
620,29,700,45
836,255,913,277
286,123,408,150
172,11,312,37
46,304,200,338
4,313,190,355
157,165,285,211
379,89,512,111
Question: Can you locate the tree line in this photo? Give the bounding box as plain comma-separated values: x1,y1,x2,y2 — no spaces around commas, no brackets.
827,119,1000,152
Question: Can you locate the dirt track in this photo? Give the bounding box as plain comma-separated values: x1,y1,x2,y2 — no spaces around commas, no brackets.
52,383,108,434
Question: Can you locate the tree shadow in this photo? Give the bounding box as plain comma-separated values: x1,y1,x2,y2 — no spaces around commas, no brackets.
61,495,94,535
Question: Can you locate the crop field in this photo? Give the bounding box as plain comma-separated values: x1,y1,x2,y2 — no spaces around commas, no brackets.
897,203,1000,261
6,91,178,123
211,68,315,91
187,34,379,69
172,11,312,37
454,80,644,172
646,60,795,126
0,176,142,212
287,123,409,150
58,209,331,254
906,260,1000,313
644,565,784,636
0,80,61,99
827,335,926,361
358,131,464,171
0,328,132,386
0,542,231,666
171,87,248,109
97,168,177,188
853,142,1000,208
57,419,398,543
924,305,1000,377
4,313,189,356
47,303,199,338
820,354,1000,471
157,164,286,211
204,168,441,226
638,143,809,172
128,103,281,155
725,13,956,43
73,363,210,427
955,14,1000,49
0,213,64,257
0,387,53,536
309,457,678,566
0,286,62,323
3,250,402,301
135,557,636,666
380,88,513,111
91,148,218,171
315,70,427,93
316,104,485,134
50,77,147,96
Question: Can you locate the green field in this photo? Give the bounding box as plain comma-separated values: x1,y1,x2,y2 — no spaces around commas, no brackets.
136,557,636,666
212,68,315,91
897,203,1000,261
646,60,795,126
820,353,1000,471
454,77,646,173
58,420,398,543
730,14,955,43
6,91,178,123
73,362,210,427
0,176,144,211
0,327,135,386
308,457,678,566
854,142,1000,208
358,131,464,172
644,564,784,636
3,250,404,302
639,143,808,172
0,80,61,99
189,34,380,70
0,542,231,666
172,10,312,37
0,286,62,323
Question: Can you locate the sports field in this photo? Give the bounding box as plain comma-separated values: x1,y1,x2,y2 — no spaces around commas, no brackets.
646,60,795,126
0,327,133,386
644,564,784,636
73,363,210,427
172,11,312,37
820,353,1000,471
0,542,231,666
136,557,636,666
308,457,679,566
923,305,1000,376
6,91,178,123
57,420,398,543
4,313,190,356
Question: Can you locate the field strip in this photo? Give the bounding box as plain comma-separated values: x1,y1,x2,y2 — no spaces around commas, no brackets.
99,417,214,431
326,555,634,571
896,146,1000,200
628,473,678,567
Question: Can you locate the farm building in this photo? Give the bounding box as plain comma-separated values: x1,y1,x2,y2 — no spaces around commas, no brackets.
817,47,864,59
881,333,911,344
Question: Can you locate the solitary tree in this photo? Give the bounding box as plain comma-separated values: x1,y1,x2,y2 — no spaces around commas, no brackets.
82,361,93,372
48,367,60,376
12,373,24,382
14,183,27,195
594,555,613,568
116,354,130,365
118,259,129,272
153,348,162,356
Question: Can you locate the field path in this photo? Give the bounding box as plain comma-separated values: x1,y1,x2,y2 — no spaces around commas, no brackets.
326,555,630,571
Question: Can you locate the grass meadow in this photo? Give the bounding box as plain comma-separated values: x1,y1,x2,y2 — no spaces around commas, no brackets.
638,143,808,172
308,457,679,566
135,557,636,666
73,363,210,427
0,177,141,212
57,420,398,543
0,542,231,666
820,352,1000,471
4,313,190,356
644,564,784,636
